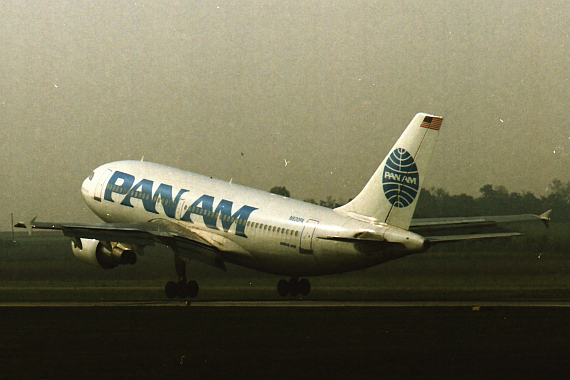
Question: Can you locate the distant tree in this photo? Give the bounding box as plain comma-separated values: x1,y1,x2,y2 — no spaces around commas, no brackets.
542,179,570,221
477,184,511,215
414,187,475,218
303,198,318,205
544,179,570,204
319,195,344,209
269,186,290,197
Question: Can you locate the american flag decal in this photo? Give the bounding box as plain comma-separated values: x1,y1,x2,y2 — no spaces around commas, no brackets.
420,116,443,131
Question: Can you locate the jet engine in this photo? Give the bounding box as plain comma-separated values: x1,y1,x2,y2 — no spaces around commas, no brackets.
71,238,137,269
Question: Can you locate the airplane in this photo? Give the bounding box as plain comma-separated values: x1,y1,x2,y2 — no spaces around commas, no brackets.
16,113,550,298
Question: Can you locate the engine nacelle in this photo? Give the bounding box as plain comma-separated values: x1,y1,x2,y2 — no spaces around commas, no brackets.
71,238,137,269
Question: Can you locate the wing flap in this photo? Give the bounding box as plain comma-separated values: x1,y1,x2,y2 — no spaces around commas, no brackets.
170,235,226,270
61,226,157,246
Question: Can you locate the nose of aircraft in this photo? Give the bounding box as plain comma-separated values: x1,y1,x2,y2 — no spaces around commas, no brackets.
81,174,93,201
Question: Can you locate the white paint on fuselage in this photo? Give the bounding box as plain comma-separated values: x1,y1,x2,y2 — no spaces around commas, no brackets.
82,160,421,277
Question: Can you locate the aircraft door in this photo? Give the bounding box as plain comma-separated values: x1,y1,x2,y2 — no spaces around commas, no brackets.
299,219,319,254
94,169,113,202
175,193,191,221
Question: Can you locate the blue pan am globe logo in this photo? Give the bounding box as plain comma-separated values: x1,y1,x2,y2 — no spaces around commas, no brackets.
382,148,420,208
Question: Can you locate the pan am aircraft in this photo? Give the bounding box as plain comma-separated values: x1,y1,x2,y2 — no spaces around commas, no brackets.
17,113,550,297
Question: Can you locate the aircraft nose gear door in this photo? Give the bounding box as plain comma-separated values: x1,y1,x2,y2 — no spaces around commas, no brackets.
299,219,319,254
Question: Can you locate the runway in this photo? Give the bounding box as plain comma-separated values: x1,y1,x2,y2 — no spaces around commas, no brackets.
2,299,570,307
3,297,570,379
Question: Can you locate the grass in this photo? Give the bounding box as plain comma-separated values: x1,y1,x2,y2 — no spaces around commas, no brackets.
2,232,570,301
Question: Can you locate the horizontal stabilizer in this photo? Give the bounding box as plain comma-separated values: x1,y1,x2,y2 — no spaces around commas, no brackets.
426,232,523,244
540,209,552,228
410,210,552,233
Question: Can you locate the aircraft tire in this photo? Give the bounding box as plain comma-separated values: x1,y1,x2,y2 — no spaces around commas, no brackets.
121,250,137,265
288,278,299,296
187,280,199,298
299,278,311,296
165,281,177,299
176,281,188,298
277,279,288,296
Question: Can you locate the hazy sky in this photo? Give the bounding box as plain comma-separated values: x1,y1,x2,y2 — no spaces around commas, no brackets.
1,0,570,228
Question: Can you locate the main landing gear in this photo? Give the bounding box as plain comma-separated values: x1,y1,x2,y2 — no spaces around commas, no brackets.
165,256,199,299
277,277,311,297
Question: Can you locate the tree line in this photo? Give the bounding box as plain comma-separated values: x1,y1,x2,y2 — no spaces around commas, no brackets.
272,180,570,253
272,179,570,222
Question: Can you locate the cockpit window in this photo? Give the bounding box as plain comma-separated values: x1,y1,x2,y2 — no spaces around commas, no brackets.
88,172,95,181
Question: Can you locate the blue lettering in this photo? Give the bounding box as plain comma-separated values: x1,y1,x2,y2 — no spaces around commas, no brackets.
196,195,217,230
152,184,188,218
121,179,154,210
104,171,257,238
215,200,258,237
181,195,216,227
104,171,135,202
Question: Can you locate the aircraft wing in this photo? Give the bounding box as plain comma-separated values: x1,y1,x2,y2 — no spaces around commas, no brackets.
14,219,227,270
409,210,551,233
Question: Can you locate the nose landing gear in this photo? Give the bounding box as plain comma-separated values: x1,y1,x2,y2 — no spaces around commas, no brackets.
277,277,311,297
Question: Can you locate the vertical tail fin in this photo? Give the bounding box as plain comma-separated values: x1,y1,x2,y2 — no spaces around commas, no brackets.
335,113,442,230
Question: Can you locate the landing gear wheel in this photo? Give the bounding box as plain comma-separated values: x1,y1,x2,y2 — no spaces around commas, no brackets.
164,256,201,299
187,280,199,298
165,281,177,299
288,277,300,296
176,281,188,298
121,250,137,265
276,278,312,296
277,279,288,297
299,278,311,296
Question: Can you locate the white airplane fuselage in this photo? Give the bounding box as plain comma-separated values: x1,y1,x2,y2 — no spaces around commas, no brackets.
82,160,426,277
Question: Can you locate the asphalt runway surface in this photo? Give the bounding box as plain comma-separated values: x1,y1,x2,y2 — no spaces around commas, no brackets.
1,300,570,380
2,299,570,307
